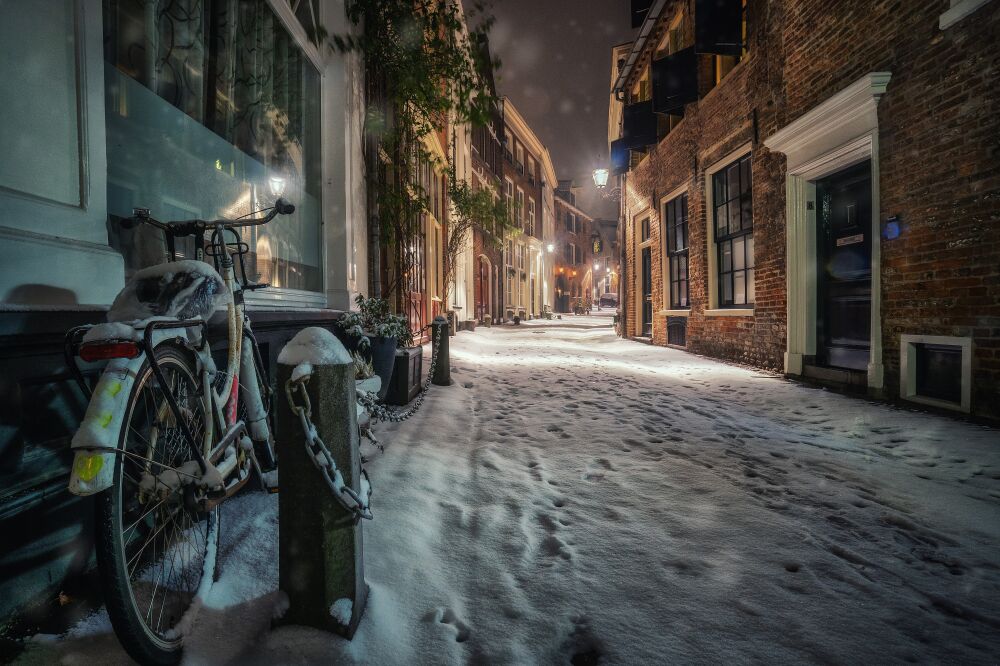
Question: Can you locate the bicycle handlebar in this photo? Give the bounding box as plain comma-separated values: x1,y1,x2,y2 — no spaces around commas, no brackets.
124,198,296,233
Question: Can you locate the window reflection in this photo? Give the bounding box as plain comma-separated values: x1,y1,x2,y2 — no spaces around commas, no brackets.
103,0,322,292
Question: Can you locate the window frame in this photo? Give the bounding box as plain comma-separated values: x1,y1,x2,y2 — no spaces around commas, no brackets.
705,148,754,311
661,188,690,310
705,150,756,314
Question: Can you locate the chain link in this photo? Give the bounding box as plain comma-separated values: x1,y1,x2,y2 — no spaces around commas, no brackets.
284,376,373,521
357,321,442,423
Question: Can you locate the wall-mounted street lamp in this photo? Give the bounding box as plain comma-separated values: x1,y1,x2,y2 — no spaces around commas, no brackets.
546,243,554,253
592,167,609,189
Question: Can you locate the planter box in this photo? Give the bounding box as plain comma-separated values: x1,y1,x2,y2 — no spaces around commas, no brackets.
386,346,423,406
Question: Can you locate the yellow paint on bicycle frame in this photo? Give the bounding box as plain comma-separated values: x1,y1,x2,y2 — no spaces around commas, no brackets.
98,412,113,428
74,452,104,482
106,381,122,397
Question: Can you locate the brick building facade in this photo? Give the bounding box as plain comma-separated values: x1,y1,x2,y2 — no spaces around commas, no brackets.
553,184,598,313
471,37,505,324
611,0,1000,418
502,98,549,319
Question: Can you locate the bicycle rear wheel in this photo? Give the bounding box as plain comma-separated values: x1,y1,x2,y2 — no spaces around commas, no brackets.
94,345,218,665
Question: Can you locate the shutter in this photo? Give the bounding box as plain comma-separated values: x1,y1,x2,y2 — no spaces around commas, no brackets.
652,47,698,115
695,0,743,56
622,100,658,147
631,0,653,28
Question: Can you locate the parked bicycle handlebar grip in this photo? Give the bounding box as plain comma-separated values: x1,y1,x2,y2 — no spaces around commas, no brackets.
275,198,295,215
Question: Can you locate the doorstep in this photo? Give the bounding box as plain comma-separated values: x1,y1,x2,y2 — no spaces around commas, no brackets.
800,363,868,391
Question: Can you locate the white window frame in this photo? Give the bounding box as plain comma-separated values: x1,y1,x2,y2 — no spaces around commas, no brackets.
899,334,972,413
516,145,525,172
939,0,995,29
527,197,535,235
703,142,754,317
658,182,691,316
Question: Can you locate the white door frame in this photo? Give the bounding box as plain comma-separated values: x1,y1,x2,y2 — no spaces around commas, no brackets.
765,72,891,389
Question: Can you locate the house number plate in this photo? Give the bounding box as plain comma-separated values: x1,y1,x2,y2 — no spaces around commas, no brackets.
836,233,864,246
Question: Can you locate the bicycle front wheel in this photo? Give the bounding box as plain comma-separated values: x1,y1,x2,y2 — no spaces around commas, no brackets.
93,345,218,665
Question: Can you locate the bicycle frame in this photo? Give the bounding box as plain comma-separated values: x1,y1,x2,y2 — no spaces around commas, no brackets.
66,218,275,500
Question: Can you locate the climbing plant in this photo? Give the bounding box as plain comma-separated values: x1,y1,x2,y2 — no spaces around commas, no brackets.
330,0,514,323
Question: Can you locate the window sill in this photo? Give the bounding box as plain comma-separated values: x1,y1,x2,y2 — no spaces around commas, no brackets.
658,309,690,317
705,308,754,317
940,0,994,29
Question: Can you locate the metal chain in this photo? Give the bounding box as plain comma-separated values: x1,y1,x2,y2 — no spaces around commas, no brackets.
284,376,373,521
357,322,442,423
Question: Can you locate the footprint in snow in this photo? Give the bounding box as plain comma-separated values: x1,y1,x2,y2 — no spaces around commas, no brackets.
425,607,471,643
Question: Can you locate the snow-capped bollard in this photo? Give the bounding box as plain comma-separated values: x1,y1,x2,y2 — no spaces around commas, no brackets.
275,327,369,639
431,315,450,386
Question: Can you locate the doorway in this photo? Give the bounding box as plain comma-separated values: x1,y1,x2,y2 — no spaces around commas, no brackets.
816,160,872,370
641,246,652,336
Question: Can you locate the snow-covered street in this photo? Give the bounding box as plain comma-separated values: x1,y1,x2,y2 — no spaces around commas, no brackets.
20,313,1000,665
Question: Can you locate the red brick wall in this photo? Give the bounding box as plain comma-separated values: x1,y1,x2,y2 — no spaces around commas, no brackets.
622,0,787,370
779,0,1000,414
618,0,1000,417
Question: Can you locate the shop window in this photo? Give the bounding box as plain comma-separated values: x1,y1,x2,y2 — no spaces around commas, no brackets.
712,154,754,306
103,0,322,292
664,193,689,308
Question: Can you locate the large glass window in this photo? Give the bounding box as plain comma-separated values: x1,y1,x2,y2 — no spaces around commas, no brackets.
665,193,689,308
713,154,754,306
103,0,322,292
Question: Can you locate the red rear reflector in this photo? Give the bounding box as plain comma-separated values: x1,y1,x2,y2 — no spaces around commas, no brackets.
79,341,141,362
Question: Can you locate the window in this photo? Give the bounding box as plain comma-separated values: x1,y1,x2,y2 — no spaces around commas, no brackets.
664,193,689,308
527,198,536,236
527,158,535,183
103,0,323,291
641,216,651,242
564,243,573,264
516,188,525,226
515,145,525,174
504,130,513,161
506,239,514,266
711,0,748,86
565,211,572,231
504,178,514,221
713,154,754,306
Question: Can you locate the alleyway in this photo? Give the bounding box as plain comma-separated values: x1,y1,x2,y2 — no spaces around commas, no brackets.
20,314,1000,665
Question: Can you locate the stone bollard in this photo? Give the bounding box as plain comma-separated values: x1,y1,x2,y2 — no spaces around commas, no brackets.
431,315,450,386
276,327,368,639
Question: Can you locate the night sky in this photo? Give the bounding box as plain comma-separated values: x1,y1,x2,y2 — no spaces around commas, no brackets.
485,0,634,220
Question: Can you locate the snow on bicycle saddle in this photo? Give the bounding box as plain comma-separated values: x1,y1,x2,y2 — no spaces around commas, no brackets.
108,260,231,323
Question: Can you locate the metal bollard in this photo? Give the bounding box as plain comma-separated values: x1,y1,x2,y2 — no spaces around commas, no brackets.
276,339,369,639
432,315,451,386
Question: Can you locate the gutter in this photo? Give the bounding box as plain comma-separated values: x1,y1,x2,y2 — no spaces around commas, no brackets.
611,0,668,99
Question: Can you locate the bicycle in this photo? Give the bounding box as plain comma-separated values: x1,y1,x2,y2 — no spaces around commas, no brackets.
64,198,296,664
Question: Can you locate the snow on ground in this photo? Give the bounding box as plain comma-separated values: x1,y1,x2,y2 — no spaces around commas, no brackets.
19,314,1000,664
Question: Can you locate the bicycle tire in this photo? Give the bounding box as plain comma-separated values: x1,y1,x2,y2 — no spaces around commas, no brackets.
94,345,219,665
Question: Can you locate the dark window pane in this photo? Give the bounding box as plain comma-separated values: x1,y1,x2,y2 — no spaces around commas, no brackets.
728,201,742,234
716,203,728,236
741,195,754,231
714,171,727,201
723,274,733,303
740,156,751,195
727,163,741,200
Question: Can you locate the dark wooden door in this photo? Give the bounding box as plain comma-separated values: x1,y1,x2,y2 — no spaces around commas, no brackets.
476,257,488,321
816,160,872,370
641,246,653,336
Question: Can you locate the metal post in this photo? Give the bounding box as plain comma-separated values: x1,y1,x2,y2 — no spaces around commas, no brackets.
432,315,450,386
276,353,368,639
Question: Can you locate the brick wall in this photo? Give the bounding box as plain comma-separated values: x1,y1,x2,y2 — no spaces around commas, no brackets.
618,0,1000,417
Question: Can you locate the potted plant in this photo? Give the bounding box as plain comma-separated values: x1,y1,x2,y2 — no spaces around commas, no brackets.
337,295,412,399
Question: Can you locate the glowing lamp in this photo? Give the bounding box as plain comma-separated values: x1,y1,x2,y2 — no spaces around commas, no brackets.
592,168,609,188
269,176,286,197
